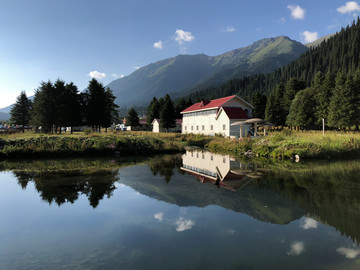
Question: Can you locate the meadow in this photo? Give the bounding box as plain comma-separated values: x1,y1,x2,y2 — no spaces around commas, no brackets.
1,129,360,160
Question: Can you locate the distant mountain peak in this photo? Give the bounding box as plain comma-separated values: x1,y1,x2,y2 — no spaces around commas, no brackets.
105,36,308,107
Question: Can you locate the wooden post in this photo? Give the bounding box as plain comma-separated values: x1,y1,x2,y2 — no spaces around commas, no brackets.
322,118,325,136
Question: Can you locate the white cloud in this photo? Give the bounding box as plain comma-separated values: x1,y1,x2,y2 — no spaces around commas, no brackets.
301,31,319,43
133,66,141,70
336,247,360,259
222,26,236,32
154,212,163,222
279,17,286,23
337,1,360,14
88,71,106,79
111,74,118,78
287,4,306,20
287,242,305,256
120,74,125,78
300,218,318,229
174,29,195,44
153,40,163,49
175,217,194,232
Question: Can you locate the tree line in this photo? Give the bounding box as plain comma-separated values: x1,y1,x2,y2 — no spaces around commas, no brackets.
10,78,118,133
249,69,360,130
126,94,192,131
187,18,360,109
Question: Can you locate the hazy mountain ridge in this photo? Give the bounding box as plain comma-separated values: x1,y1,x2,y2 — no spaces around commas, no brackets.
106,36,308,107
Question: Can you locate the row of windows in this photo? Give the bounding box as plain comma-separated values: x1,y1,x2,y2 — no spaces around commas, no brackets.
184,124,226,131
183,109,217,117
186,152,227,163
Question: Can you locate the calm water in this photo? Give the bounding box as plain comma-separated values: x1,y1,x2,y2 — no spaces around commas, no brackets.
1,151,360,270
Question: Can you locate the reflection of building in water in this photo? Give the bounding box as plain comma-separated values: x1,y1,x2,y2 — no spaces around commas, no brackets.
181,150,263,191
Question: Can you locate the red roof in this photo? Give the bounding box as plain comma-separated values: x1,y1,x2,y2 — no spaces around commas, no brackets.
181,95,237,113
220,107,249,120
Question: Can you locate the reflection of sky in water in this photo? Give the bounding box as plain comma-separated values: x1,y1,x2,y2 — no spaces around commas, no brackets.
0,164,359,270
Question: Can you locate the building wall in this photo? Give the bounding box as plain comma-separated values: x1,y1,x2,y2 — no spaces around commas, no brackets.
152,120,160,133
181,97,253,137
181,150,232,180
182,109,217,135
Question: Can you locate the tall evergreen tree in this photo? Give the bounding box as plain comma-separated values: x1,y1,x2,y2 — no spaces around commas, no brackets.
175,97,192,118
127,107,139,127
283,78,305,115
31,81,57,133
286,88,316,128
10,91,32,133
265,83,286,126
55,80,82,133
147,97,160,126
328,71,358,129
83,79,117,132
251,92,267,119
314,72,334,125
159,94,176,132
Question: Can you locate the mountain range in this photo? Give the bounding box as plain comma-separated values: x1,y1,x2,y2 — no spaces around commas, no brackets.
1,35,311,120
106,36,308,107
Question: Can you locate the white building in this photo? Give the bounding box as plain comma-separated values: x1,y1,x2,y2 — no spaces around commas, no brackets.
181,150,254,191
152,118,182,133
181,95,253,138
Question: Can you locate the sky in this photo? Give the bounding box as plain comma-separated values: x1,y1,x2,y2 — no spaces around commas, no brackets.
0,0,359,108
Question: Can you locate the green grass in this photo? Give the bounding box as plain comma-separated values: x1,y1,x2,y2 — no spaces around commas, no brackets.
2,130,360,160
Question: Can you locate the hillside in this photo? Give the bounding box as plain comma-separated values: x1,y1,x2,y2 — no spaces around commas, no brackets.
0,112,10,121
186,19,360,102
106,36,308,107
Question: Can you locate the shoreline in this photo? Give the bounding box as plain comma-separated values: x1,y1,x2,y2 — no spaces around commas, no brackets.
1,131,360,161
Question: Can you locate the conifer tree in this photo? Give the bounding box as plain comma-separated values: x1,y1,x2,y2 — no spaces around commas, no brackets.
10,91,32,133
286,88,315,128
328,71,357,129
159,94,176,132
314,72,333,125
127,107,139,127
31,81,57,133
147,97,160,126
251,92,267,119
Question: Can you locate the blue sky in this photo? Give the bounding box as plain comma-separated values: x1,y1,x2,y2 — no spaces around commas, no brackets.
0,0,359,108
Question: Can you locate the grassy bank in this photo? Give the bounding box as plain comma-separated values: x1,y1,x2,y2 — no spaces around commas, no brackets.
2,130,360,160
205,130,360,159
0,131,214,159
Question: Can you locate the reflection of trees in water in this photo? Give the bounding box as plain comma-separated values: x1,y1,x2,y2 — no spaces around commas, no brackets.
13,170,119,208
147,154,183,183
264,161,360,244
13,172,33,189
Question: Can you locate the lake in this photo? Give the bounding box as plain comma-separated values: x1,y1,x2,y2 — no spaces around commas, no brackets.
0,151,360,270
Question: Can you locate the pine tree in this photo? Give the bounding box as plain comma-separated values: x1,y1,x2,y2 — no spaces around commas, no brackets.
147,97,160,126
31,81,57,133
10,91,32,133
83,79,117,132
159,94,176,132
251,92,267,119
328,71,357,129
127,107,139,127
314,72,333,125
286,88,315,128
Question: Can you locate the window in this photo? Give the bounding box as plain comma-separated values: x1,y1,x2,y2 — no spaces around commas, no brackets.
210,125,213,130
202,154,204,159
202,125,204,130
223,124,226,130
211,156,213,161
185,126,187,131
191,126,193,130
223,157,226,163
196,126,199,130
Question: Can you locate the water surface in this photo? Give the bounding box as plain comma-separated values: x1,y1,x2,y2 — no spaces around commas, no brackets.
0,152,360,269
